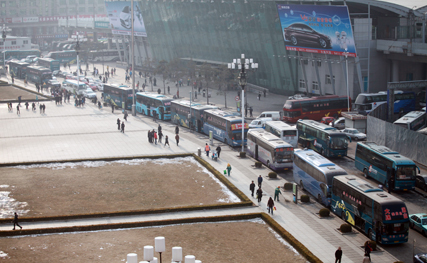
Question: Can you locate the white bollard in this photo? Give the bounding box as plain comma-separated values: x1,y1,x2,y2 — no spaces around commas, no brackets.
144,246,154,261
185,255,195,263
172,247,182,262
127,253,138,263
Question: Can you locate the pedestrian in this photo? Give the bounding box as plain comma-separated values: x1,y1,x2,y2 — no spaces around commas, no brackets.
245,106,248,117
258,175,263,188
258,92,261,100
249,107,253,117
267,197,274,215
158,123,162,134
263,88,267,97
167,86,170,94
112,104,114,113
216,145,221,158
12,212,22,230
364,241,372,262
124,110,128,121
158,130,163,143
205,143,210,157
175,125,179,135
256,188,263,202
249,180,255,197
121,121,125,133
148,130,152,143
32,102,36,111
226,163,232,176
362,254,370,263
18,95,22,106
164,135,170,147
274,186,282,201
117,118,121,130
25,101,29,110
335,247,343,263
16,104,20,115
154,131,158,144
39,104,42,113
175,134,179,146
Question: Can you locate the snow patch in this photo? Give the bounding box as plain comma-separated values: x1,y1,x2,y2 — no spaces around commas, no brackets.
0,251,8,258
0,191,29,218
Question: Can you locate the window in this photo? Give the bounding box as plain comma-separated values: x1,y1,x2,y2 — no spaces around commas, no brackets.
24,40,28,44
303,59,308,65
11,41,16,45
317,61,321,67
312,81,319,91
325,75,331,84
299,79,305,88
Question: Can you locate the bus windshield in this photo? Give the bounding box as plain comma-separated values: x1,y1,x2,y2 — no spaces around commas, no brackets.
396,166,416,180
383,222,409,235
275,149,293,163
330,135,349,150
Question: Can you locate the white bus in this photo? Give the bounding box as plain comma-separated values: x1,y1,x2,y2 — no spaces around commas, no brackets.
264,121,298,147
393,111,426,131
62,79,88,95
246,128,294,171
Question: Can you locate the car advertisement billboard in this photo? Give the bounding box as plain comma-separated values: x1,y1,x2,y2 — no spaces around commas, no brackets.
104,1,147,37
277,4,357,57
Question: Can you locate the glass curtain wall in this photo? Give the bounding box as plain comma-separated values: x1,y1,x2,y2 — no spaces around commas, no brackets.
139,0,298,95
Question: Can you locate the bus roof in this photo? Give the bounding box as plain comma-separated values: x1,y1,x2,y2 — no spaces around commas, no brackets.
357,142,415,165
265,121,295,130
38,57,59,62
205,109,245,122
27,65,51,72
333,175,405,204
137,92,174,101
63,79,87,86
297,119,342,135
394,111,426,125
105,83,132,91
8,60,29,66
248,129,293,148
286,95,347,103
294,148,346,170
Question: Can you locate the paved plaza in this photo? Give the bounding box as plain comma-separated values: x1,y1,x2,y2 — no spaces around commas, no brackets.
0,65,400,262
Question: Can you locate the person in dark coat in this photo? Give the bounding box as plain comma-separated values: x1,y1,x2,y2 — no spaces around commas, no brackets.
121,121,125,133
216,145,222,158
364,242,372,262
249,181,255,197
117,118,121,130
164,135,170,147
12,212,22,230
16,104,20,115
256,188,263,202
158,124,162,134
124,110,128,121
158,130,163,143
148,130,151,143
267,197,274,215
111,104,114,113
175,134,179,146
258,175,263,188
335,247,343,263
175,125,179,135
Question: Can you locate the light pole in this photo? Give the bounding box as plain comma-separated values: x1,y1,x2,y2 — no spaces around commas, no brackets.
190,91,192,131
1,24,11,78
131,0,136,116
228,54,258,152
344,48,350,112
76,37,80,95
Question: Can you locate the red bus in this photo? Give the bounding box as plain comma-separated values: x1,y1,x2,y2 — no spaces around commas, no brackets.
283,95,350,123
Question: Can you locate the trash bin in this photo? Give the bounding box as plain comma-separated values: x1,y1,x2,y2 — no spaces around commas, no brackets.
198,148,201,157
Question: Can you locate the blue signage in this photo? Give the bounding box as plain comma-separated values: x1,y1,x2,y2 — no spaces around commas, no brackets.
277,4,357,57
105,1,147,37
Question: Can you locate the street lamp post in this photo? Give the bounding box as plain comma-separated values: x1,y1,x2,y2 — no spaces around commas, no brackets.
1,24,11,78
344,48,350,112
228,54,258,152
76,37,80,94
131,0,136,116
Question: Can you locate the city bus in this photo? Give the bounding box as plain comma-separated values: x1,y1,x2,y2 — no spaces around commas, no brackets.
353,91,416,115
297,119,350,157
355,142,419,191
393,111,426,131
264,121,298,147
203,109,249,147
8,60,30,79
136,92,174,120
1,50,41,63
171,100,218,132
45,50,77,63
103,83,133,110
37,58,60,71
62,79,88,95
283,95,350,123
88,50,124,62
293,148,347,206
247,129,294,171
331,175,409,244
25,65,52,85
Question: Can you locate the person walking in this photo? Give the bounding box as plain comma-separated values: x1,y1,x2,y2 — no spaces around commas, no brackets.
175,134,179,146
12,212,22,230
226,163,232,176
148,130,152,143
158,130,163,143
274,186,282,201
25,101,29,110
158,124,162,134
364,241,372,262
205,143,210,157
164,135,170,147
249,107,253,117
258,175,263,188
335,247,343,263
256,188,263,202
249,181,255,197
16,104,20,115
154,131,158,144
124,110,128,121
175,125,179,135
263,88,267,97
267,197,274,215
117,118,121,130
121,121,125,133
111,104,114,113
216,145,222,158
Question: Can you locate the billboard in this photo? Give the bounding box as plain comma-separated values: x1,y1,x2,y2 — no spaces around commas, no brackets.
277,4,357,57
105,1,147,37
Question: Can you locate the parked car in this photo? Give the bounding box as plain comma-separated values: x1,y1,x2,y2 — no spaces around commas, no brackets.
341,128,366,141
414,253,427,263
410,214,427,236
320,117,336,125
248,118,273,129
416,175,427,192
83,87,97,99
87,82,98,91
330,117,346,130
283,23,332,49
52,70,61,77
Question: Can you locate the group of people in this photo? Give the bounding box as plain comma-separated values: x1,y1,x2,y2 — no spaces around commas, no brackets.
148,126,163,145
249,176,282,215
334,241,373,263
117,118,125,133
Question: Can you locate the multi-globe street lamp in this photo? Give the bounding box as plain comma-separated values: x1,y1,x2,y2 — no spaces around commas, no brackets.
228,54,258,152
344,48,350,112
1,24,11,78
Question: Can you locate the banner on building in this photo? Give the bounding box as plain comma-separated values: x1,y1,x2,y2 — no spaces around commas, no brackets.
105,1,147,37
277,4,357,57
95,21,110,29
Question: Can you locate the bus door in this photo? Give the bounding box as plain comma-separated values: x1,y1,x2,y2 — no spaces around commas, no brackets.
159,107,164,120
319,183,330,206
254,145,258,159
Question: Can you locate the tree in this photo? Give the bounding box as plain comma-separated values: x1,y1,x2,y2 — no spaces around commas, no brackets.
155,60,169,94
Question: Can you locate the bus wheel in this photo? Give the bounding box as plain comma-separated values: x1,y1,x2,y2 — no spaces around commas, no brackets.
341,212,346,221
267,161,271,168
368,229,374,240
363,168,369,178
300,181,304,190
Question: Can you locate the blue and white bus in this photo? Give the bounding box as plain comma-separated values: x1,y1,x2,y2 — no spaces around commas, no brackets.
45,50,77,63
355,142,419,191
103,84,133,110
25,65,52,85
203,109,248,147
293,149,347,206
37,57,60,71
353,91,416,115
393,111,426,131
297,119,350,158
1,49,41,63
62,79,88,95
264,121,298,148
136,92,174,120
331,176,409,244
171,100,218,132
247,129,294,171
